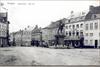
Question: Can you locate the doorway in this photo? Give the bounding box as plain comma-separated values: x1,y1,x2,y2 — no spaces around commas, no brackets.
95,40,98,48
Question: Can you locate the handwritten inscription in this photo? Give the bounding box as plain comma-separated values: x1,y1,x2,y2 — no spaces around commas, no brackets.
7,2,35,6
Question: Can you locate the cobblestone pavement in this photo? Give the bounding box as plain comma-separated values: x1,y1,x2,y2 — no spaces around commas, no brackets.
0,47,100,65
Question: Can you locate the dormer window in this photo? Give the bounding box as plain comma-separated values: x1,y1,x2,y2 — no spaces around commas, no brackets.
94,15,97,19
68,20,70,23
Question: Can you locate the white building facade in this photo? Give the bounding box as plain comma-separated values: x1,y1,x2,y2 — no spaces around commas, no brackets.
64,11,87,48
22,26,34,46
84,6,100,48
0,6,9,47
84,19,100,48
14,30,23,46
64,6,100,48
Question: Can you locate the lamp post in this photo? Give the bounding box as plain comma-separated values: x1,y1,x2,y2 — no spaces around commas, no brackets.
5,8,10,46
21,30,23,46
40,32,43,46
13,32,15,46
7,21,10,46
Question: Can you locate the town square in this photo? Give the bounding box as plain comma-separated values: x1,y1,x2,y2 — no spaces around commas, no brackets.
0,0,100,65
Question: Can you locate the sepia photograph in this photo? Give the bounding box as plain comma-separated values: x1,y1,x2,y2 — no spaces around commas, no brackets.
0,0,100,66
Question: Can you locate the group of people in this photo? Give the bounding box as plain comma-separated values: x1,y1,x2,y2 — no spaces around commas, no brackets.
31,40,49,48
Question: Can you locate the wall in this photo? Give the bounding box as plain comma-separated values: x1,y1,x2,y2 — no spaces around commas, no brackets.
84,19,100,47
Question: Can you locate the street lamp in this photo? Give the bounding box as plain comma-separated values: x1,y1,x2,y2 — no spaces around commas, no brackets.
39,32,43,46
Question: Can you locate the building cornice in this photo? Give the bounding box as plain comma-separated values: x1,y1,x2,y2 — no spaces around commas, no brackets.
84,18,100,22
65,20,84,24
65,18,100,24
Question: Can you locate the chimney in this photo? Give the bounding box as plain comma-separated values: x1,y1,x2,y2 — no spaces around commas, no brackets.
0,2,4,6
71,11,74,14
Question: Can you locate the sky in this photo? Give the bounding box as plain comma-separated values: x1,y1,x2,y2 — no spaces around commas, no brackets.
0,0,99,32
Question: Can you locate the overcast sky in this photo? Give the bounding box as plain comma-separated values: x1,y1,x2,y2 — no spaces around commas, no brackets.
0,0,99,32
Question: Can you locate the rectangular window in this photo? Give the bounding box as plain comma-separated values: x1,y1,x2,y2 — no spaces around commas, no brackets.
99,33,100,37
95,22,98,29
90,40,93,45
76,24,79,28
90,23,93,30
85,33,88,36
80,32,83,36
85,40,88,45
68,20,70,23
99,40,100,46
80,24,83,28
66,26,68,29
69,25,71,29
66,31,68,36
85,24,88,30
73,25,75,29
76,32,79,36
72,32,75,36
90,33,93,36
69,32,71,36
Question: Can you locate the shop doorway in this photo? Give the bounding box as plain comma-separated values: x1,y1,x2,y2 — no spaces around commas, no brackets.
95,40,98,48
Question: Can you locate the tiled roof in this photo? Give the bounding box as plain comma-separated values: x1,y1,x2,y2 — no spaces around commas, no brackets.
85,6,100,20
91,6,100,14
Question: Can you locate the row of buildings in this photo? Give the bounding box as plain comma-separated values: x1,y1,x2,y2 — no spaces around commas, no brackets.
9,5,100,48
0,5,10,47
64,6,100,48
10,26,34,46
